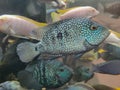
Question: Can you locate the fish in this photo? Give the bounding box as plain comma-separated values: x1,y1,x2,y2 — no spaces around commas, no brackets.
98,43,120,61
17,59,73,89
16,17,110,62
39,0,66,9
60,6,99,20
0,81,27,90
73,60,120,82
50,6,99,22
0,14,46,40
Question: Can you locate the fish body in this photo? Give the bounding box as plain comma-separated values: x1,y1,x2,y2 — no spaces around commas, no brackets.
60,6,99,20
50,6,99,23
18,59,73,89
0,15,46,39
17,17,110,62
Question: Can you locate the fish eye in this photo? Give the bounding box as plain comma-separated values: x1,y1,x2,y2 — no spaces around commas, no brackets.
90,25,98,30
91,9,95,12
59,68,64,72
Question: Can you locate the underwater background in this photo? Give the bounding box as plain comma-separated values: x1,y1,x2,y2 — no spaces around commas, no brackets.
0,0,120,90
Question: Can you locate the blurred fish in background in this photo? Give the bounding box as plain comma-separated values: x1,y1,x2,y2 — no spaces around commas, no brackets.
0,14,46,40
73,60,120,83
50,6,100,23
17,59,73,90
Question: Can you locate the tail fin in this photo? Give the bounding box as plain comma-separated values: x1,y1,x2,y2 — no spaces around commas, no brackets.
17,70,42,89
16,42,40,63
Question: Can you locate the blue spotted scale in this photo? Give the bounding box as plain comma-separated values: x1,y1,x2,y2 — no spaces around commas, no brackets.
16,17,110,62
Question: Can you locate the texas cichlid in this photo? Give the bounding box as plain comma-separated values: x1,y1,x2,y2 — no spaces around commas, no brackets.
17,17,110,62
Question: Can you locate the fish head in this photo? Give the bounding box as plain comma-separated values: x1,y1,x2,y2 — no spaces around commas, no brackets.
0,15,10,31
74,65,94,82
52,60,73,87
79,6,99,18
81,18,110,46
88,7,100,17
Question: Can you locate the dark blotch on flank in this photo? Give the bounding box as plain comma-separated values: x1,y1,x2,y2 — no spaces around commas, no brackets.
57,32,63,40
